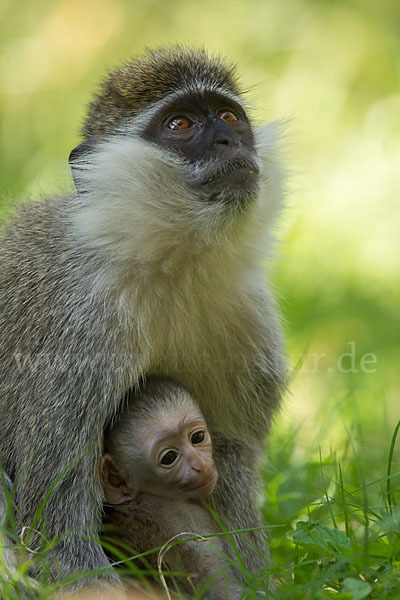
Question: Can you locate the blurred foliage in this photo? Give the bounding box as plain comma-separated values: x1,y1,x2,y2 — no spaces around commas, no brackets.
0,0,399,595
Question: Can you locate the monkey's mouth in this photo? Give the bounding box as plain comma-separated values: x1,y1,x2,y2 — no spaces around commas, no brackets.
184,472,218,497
202,158,260,185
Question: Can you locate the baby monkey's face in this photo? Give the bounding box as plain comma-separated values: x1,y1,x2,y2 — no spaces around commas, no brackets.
101,401,218,505
146,409,217,498
144,408,217,499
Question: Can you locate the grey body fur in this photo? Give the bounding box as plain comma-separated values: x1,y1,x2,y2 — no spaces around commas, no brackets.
0,47,286,589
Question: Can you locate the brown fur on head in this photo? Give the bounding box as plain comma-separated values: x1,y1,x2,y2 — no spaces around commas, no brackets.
83,45,241,140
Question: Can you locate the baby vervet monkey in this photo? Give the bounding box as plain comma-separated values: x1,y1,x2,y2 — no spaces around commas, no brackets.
101,378,242,599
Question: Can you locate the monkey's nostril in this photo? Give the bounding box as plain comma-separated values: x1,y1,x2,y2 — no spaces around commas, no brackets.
191,462,203,472
216,137,231,145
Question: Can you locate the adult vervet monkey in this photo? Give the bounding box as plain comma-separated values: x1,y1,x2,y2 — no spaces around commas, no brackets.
0,46,286,591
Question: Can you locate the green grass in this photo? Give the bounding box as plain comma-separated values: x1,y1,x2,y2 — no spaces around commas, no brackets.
262,417,400,599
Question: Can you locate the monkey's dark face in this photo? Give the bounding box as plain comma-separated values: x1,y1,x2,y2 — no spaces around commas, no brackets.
142,91,260,204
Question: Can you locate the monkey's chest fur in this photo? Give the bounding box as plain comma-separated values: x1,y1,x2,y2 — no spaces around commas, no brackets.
104,242,284,441
124,276,258,429
0,190,284,461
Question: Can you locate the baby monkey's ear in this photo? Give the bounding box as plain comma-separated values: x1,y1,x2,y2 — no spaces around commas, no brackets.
99,453,137,505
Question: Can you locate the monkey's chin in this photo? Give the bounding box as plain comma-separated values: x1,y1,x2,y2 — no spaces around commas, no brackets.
212,183,259,207
202,171,260,207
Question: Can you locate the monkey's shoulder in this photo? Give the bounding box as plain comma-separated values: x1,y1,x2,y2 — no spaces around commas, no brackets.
0,194,112,360
0,195,75,263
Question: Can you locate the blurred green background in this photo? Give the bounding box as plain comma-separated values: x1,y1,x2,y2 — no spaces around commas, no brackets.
1,0,399,536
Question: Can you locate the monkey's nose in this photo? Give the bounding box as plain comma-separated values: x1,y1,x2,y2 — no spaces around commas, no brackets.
189,452,206,472
213,120,241,147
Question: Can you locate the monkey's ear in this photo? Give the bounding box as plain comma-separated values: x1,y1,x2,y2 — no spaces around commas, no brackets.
99,454,137,505
69,141,94,194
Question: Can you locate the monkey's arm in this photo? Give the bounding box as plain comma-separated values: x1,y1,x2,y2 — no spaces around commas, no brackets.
171,532,244,600
0,200,131,590
103,497,242,600
165,502,243,600
206,289,286,587
210,437,268,584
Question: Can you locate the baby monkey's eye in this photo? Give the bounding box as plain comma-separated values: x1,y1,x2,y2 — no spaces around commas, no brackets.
167,116,191,130
217,110,238,122
160,450,178,465
191,430,205,444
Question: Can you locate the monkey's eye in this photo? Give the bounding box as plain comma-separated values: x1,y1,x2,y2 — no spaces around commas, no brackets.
167,116,191,130
191,430,205,445
217,110,238,123
160,450,178,466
